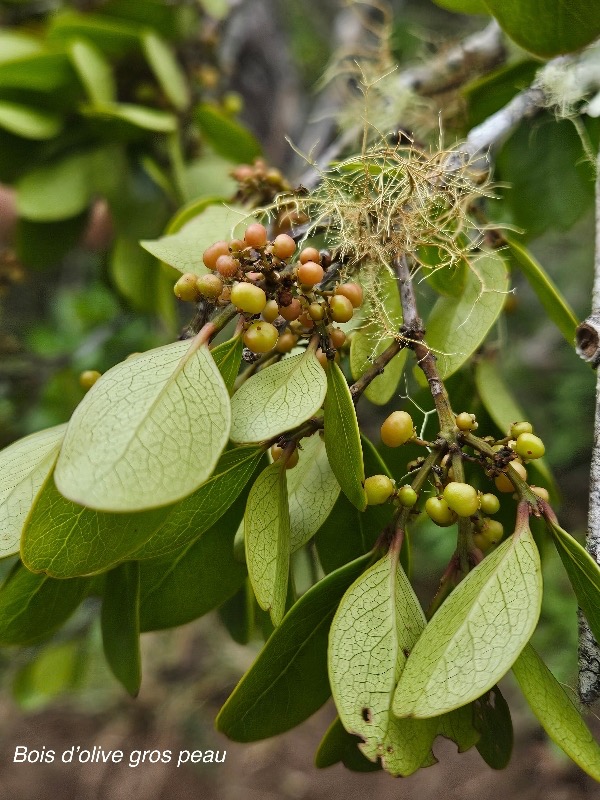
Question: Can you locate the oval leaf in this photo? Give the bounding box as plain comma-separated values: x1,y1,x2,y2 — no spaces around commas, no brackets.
324,361,366,511
55,336,231,512
231,349,327,444
245,461,290,626
101,562,141,697
473,686,514,769
512,644,600,780
216,554,370,741
211,335,243,395
0,101,62,140
16,151,97,221
425,252,509,379
69,39,115,104
315,717,382,772
393,523,542,718
81,102,177,133
0,424,66,558
329,547,437,776
194,102,261,163
142,30,190,111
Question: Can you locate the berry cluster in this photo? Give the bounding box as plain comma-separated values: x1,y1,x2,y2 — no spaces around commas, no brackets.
174,223,364,359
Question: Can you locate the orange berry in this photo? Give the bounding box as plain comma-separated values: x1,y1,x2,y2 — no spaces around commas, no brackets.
299,247,321,264
329,327,346,349
276,332,298,353
272,234,296,260
335,282,363,308
244,223,268,248
279,299,302,321
297,261,324,286
202,241,229,270
216,255,240,278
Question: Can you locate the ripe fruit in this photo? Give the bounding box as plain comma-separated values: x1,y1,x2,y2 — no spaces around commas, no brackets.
272,234,296,260
495,461,527,492
380,411,414,447
174,273,200,302
364,474,395,505
216,255,240,278
262,299,280,322
279,299,302,321
297,261,324,286
271,444,299,469
329,294,354,323
443,482,479,517
335,283,363,308
298,312,315,329
425,496,457,527
231,282,267,314
455,412,477,431
479,493,500,515
276,332,298,353
196,274,223,300
530,485,550,502
514,432,545,460
79,370,101,390
299,247,321,264
244,223,268,248
202,240,229,270
397,485,418,507
510,421,533,438
329,327,346,349
243,321,278,353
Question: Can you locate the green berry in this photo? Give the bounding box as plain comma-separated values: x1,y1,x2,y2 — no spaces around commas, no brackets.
514,432,545,460
478,518,504,545
243,321,278,353
380,411,414,447
308,302,326,321
364,474,395,505
425,496,457,527
231,282,267,314
479,492,500,515
329,294,354,323
443,482,479,517
79,369,101,390
495,461,527,492
530,485,550,502
271,444,299,469
455,412,477,431
262,299,280,323
397,485,418,507
174,273,200,302
510,421,533,438
196,274,223,300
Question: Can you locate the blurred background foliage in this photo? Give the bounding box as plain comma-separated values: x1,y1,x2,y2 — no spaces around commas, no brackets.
0,0,597,793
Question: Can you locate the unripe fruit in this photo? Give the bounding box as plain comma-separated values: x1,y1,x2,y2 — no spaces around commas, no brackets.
279,299,302,321
335,282,363,308
244,223,268,248
230,282,267,314
329,327,346,349
425,496,457,527
219,285,232,304
196,274,223,300
329,294,354,323
309,302,326,321
495,461,527,492
229,238,245,252
299,247,321,264
262,299,280,323
455,412,477,431
79,370,101,390
364,474,395,505
443,482,479,517
216,254,240,278
380,411,414,447
243,321,278,353
510,421,533,438
316,349,328,368
398,485,418,507
203,240,229,270
297,261,324,286
478,518,504,545
276,332,298,353
472,532,491,553
272,234,296,260
271,444,299,469
530,485,550,502
514,432,545,460
174,273,200,302
479,492,500,515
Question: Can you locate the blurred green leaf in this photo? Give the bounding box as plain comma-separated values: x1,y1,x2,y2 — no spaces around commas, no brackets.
81,102,177,133
194,102,261,163
433,0,487,11
141,30,190,111
102,562,141,696
462,60,539,129
0,52,78,93
218,581,255,645
69,39,116,104
47,10,141,58
0,31,43,64
13,640,85,710
0,101,62,139
182,155,237,202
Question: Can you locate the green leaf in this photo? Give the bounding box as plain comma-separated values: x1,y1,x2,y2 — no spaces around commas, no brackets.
55,337,231,512
194,102,261,163
0,52,77,93
0,32,43,65
182,155,237,203
482,0,600,57
22,474,170,578
101,562,141,696
69,39,116,104
0,563,88,646
473,686,513,769
315,717,382,772
329,547,437,776
433,0,487,12
437,704,480,753
211,336,243,394
47,10,141,58
139,497,247,631
425,252,509,380
512,644,600,780
393,522,542,718
216,554,370,741
0,102,62,140
244,461,290,626
81,102,177,133
549,523,600,646
288,433,340,552
324,361,367,511
231,349,327,444
218,581,255,645
141,203,251,275
132,446,263,560
141,30,190,111
462,60,539,129
16,215,88,269
505,237,578,345
13,640,85,710
0,424,66,559
349,264,406,405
